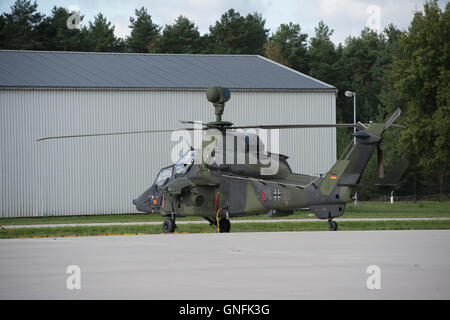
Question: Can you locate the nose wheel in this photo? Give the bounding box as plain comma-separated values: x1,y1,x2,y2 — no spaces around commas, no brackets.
216,208,231,233
328,219,338,231
218,218,231,233
162,216,176,233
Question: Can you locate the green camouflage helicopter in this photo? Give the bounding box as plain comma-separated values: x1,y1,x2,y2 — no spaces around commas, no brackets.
38,86,406,233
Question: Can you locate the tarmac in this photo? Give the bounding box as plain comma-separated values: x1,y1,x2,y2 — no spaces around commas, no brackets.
0,230,449,299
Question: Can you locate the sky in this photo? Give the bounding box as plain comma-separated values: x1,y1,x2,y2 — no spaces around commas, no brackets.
0,0,448,45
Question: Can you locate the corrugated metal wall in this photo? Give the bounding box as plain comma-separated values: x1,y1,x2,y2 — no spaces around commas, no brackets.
0,89,336,217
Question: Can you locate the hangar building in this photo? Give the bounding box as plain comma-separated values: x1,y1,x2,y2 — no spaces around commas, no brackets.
0,50,337,217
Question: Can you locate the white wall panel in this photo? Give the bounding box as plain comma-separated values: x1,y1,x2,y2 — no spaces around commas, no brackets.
0,89,336,217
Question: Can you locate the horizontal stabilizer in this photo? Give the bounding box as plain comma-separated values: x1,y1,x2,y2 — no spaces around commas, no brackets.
339,183,398,188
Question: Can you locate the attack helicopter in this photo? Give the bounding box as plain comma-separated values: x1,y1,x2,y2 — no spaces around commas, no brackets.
38,86,406,233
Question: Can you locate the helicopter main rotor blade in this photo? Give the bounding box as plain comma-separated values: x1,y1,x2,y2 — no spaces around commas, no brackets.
384,123,406,129
179,121,208,127
229,123,359,130
36,127,202,142
229,122,405,130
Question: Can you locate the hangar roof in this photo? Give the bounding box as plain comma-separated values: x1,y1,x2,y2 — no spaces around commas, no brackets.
0,50,336,91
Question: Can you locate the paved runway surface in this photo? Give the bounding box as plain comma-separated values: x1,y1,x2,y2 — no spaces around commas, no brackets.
1,230,449,299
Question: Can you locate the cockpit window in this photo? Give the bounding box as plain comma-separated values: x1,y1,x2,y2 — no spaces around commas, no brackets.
155,167,173,187
174,150,196,175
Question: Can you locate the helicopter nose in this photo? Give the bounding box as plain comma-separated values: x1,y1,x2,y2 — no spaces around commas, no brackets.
133,185,157,213
133,198,150,212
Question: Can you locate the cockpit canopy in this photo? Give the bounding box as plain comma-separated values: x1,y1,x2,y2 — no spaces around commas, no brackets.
154,166,173,187
174,150,196,175
154,150,197,188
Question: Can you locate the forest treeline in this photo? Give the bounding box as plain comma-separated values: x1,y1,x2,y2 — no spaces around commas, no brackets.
0,0,448,198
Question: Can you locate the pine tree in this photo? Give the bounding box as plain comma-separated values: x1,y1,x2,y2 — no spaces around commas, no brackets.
86,13,117,52
0,0,42,49
35,6,88,51
264,22,309,73
208,9,268,54
128,7,160,53
156,15,200,53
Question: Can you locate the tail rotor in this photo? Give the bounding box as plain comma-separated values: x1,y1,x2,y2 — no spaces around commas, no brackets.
383,108,404,132
377,146,384,179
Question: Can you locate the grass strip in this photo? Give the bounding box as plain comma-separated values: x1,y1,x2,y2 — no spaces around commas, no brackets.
1,201,450,226
1,219,450,239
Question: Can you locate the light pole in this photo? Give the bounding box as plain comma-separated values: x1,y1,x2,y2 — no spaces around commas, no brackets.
345,90,357,205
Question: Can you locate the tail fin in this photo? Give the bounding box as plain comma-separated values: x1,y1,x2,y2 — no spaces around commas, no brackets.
318,109,403,197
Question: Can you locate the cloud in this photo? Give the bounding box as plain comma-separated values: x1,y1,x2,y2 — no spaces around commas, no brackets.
111,16,130,39
319,0,368,22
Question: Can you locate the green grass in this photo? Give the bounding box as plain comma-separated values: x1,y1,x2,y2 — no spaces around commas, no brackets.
1,201,449,226
343,201,450,218
0,213,167,225
1,219,450,239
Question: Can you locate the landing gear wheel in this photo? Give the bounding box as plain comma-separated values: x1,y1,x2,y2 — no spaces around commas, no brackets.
162,218,176,233
328,220,338,231
219,218,231,233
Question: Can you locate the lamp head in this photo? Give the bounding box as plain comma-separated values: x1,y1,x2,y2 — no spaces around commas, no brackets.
345,91,355,97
